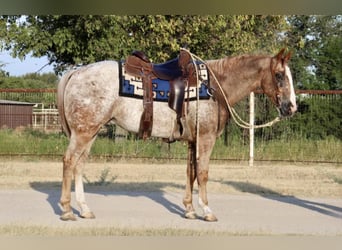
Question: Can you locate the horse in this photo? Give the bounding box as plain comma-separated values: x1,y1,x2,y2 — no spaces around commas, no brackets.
57,48,297,221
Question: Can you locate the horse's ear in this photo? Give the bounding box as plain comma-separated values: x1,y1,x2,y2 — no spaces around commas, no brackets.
284,51,292,63
275,48,286,61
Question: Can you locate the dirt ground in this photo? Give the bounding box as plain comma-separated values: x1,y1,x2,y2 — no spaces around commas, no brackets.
0,160,341,236
0,160,341,197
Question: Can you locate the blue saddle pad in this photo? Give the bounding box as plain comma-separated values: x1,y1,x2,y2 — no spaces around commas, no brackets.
119,61,210,102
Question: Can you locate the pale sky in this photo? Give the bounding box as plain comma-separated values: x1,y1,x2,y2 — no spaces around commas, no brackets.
0,50,55,76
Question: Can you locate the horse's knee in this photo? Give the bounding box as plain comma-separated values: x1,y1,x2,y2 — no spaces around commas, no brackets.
63,154,72,168
63,154,77,172
63,154,69,166
197,170,208,184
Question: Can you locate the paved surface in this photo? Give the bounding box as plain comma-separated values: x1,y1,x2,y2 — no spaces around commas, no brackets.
0,189,341,235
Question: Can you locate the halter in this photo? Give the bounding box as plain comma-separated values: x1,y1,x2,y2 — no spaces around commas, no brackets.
269,55,284,110
181,48,281,130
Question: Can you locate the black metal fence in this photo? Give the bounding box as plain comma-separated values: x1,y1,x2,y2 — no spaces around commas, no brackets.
0,88,341,136
0,88,341,163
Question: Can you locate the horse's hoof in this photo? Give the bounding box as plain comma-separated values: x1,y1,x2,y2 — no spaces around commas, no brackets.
60,211,77,221
80,211,96,219
184,211,197,219
203,213,218,222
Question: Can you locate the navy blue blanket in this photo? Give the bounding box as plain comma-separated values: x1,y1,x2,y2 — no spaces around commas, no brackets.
119,62,210,102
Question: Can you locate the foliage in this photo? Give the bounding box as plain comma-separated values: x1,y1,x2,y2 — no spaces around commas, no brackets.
0,15,340,89
220,93,342,142
0,89,56,105
0,63,9,77
0,72,58,88
1,15,340,88
0,15,287,73
285,15,342,90
293,95,342,139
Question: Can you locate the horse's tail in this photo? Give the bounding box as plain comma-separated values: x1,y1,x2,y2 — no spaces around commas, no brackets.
57,70,75,138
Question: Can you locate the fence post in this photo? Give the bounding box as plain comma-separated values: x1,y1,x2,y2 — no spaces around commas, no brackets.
249,92,255,167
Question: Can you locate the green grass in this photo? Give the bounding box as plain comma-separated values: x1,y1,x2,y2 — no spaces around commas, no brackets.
0,129,68,155
0,128,341,163
254,136,342,162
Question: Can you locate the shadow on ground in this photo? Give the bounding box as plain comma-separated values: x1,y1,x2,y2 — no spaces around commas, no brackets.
219,180,342,219
30,181,185,219
30,180,342,220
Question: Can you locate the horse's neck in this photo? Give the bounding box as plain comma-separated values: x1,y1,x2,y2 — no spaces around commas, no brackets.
207,56,270,106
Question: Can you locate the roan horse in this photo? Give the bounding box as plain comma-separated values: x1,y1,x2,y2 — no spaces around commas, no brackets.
57,48,297,221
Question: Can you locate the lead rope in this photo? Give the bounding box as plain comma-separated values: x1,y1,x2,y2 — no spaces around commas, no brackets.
184,49,201,160
180,48,281,130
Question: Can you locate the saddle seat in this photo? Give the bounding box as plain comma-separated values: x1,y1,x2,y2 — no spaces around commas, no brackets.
152,57,183,80
130,50,183,81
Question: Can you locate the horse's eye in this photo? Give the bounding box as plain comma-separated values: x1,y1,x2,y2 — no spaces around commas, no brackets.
275,72,284,81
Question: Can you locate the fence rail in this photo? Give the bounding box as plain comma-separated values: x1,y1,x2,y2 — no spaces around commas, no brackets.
0,88,341,133
0,88,341,163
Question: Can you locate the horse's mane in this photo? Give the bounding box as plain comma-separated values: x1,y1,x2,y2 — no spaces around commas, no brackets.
206,54,270,76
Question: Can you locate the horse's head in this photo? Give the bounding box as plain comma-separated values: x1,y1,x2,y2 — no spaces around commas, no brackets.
262,48,297,117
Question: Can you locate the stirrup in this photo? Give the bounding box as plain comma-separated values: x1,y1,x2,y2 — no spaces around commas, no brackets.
168,119,181,142
170,117,193,141
180,117,193,141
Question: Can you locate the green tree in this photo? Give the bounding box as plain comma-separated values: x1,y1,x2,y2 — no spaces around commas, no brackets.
0,15,287,74
293,96,342,139
1,15,340,89
285,15,341,90
0,62,9,77
1,15,126,73
0,72,58,88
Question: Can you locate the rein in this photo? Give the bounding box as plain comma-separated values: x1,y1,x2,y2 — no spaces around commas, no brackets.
181,48,281,130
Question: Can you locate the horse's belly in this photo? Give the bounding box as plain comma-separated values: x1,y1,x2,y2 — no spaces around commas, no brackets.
151,104,177,138
112,98,176,139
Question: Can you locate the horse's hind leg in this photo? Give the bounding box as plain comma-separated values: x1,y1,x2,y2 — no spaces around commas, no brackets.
74,136,96,219
59,134,96,221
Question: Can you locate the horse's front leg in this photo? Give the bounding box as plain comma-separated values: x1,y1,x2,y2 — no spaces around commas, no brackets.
197,168,217,222
197,136,218,222
183,142,197,219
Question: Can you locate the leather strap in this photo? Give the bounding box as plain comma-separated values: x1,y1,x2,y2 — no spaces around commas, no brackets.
138,71,154,140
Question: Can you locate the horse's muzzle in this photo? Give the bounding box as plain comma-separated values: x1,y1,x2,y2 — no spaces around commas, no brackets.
279,100,297,117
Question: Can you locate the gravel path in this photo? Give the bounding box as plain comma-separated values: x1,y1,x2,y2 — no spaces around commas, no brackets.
0,189,341,235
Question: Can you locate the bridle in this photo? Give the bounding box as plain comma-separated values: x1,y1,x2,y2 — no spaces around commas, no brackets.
269,56,287,110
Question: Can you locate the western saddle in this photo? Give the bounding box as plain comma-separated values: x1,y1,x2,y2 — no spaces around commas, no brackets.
124,50,198,140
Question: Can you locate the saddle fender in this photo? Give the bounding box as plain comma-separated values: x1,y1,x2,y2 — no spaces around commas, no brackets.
168,77,185,118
